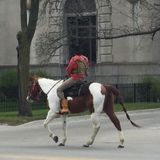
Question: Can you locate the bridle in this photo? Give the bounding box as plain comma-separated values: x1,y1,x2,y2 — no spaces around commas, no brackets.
28,78,42,101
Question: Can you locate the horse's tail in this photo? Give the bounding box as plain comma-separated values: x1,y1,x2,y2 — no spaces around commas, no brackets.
107,85,140,128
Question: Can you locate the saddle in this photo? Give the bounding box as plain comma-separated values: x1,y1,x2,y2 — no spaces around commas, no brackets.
64,81,91,98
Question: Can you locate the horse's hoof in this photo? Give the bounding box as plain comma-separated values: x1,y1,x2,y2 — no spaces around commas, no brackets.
53,136,58,143
118,145,124,148
59,143,65,146
83,144,89,147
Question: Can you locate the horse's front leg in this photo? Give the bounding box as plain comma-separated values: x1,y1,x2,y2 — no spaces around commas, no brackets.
83,113,100,147
59,114,68,146
44,109,59,143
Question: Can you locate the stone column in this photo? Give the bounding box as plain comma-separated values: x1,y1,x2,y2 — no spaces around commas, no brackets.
96,0,113,63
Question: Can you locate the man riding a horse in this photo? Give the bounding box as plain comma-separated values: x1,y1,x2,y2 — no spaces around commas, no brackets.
27,74,140,147
26,46,140,148
57,46,89,114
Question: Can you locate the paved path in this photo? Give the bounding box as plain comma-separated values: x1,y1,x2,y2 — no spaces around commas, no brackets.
0,109,160,160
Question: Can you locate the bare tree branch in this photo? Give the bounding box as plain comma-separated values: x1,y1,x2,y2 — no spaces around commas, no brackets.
98,27,160,40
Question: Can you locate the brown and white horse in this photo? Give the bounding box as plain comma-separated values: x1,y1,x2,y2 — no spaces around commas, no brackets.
27,76,139,148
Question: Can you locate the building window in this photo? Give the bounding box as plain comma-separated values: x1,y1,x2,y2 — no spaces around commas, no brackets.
64,0,96,63
67,16,96,63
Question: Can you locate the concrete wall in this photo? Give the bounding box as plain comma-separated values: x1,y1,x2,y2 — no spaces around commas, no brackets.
0,0,20,66
111,0,160,63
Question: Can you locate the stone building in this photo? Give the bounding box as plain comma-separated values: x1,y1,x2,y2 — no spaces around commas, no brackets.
0,0,20,66
0,0,160,85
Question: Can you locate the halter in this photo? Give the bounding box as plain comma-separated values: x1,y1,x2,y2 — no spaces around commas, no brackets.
28,78,42,101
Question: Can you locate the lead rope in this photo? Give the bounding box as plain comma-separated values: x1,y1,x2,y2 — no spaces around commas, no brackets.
46,79,62,95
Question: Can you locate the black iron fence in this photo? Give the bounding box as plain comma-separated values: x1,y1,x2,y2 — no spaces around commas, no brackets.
0,83,158,112
115,83,151,102
0,99,46,112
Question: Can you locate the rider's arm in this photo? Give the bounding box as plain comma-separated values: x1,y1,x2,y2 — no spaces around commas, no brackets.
66,58,77,76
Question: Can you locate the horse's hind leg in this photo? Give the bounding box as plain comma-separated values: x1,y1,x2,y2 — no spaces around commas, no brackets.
44,109,59,143
104,93,124,148
83,113,100,147
106,111,124,148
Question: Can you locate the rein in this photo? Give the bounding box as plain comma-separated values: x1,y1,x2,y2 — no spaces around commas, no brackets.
46,79,62,95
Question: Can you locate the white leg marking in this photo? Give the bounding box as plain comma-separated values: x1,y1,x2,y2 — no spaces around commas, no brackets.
43,110,59,139
61,114,67,145
118,131,124,145
84,113,100,147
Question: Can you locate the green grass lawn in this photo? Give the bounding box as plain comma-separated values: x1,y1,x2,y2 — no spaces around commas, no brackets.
0,102,159,126
0,109,48,126
115,102,160,111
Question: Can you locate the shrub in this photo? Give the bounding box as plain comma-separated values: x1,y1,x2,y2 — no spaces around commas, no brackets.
143,76,160,102
0,69,53,101
0,69,18,100
30,70,53,79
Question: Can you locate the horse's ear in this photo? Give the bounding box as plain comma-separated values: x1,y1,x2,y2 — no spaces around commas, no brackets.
30,75,39,81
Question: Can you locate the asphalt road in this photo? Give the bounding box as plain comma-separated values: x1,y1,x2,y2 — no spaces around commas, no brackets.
0,108,160,160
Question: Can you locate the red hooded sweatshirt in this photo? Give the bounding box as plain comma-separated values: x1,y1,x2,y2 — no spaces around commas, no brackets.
66,54,89,80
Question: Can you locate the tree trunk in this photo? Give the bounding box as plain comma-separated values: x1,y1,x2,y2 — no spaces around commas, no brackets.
16,0,39,116
17,31,32,116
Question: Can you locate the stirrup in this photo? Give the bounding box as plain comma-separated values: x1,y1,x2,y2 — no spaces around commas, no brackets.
60,108,69,114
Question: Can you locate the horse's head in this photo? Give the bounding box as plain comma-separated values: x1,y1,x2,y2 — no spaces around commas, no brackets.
26,75,42,103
